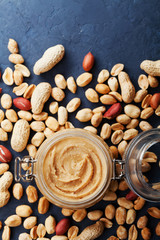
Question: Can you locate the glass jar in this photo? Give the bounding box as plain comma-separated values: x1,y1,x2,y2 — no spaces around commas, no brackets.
15,128,160,209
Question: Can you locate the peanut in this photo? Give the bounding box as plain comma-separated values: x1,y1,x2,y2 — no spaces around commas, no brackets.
140,60,160,76
111,63,124,76
31,82,52,114
100,123,111,140
141,94,152,108
84,126,97,134
58,106,68,125
117,197,133,209
27,144,37,158
13,82,28,96
115,207,126,225
15,63,30,77
9,53,24,64
23,216,37,229
0,109,5,123
67,76,77,93
49,101,59,114
23,84,36,99
116,114,131,125
109,91,122,102
55,74,67,89
126,119,139,129
137,216,148,229
5,214,22,227
73,221,104,240
26,185,38,203
134,89,148,103
123,129,138,140
111,123,125,131
37,223,46,238
11,119,30,152
30,226,38,239
46,116,59,131
103,190,117,201
95,83,110,94
76,108,93,122
51,87,65,101
139,121,152,131
156,222,160,236
0,163,9,175
117,226,127,240
68,226,79,240
140,107,154,119
13,183,23,200
76,72,92,87
100,94,117,105
126,209,136,225
6,109,18,122
105,204,115,220
16,205,33,217
18,110,32,121
85,88,99,103
111,130,124,145
14,70,23,85
108,77,118,91
19,233,32,240
33,112,48,121
138,74,149,89
72,209,87,222
100,218,113,228
0,128,8,141
148,75,159,88
134,197,145,210
45,215,56,234
118,71,135,103
44,127,55,138
97,69,109,83
1,119,13,132
124,104,140,118
1,94,12,109
110,146,118,159
38,196,50,214
87,210,103,221
33,44,65,75
93,106,106,114
2,226,11,240
147,207,160,219
91,112,103,127
2,67,14,85
141,227,151,240
62,208,75,216
128,224,138,240
30,121,46,132
8,38,18,53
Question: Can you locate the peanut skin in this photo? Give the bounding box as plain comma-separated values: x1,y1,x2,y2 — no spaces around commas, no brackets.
140,60,160,76
73,221,104,240
118,71,135,103
11,119,30,152
31,82,52,114
33,44,65,75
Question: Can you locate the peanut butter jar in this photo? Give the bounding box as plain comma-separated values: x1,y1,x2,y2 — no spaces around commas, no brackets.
15,128,160,208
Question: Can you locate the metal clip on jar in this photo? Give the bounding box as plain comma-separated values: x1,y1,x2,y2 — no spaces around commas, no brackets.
15,128,160,208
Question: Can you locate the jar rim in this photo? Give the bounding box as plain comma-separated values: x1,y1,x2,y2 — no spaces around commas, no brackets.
35,128,113,208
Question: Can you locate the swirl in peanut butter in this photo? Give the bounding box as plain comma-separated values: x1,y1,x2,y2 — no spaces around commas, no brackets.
43,137,107,201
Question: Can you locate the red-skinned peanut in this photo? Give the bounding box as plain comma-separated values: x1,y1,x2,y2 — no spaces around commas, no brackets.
83,52,94,71
103,103,122,119
0,145,12,163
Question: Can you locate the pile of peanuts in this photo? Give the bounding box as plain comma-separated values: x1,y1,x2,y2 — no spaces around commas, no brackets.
0,40,160,240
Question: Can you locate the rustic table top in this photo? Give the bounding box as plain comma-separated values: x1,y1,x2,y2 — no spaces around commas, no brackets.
0,0,160,239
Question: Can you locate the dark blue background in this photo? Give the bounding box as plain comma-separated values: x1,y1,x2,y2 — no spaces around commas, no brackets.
0,0,160,239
